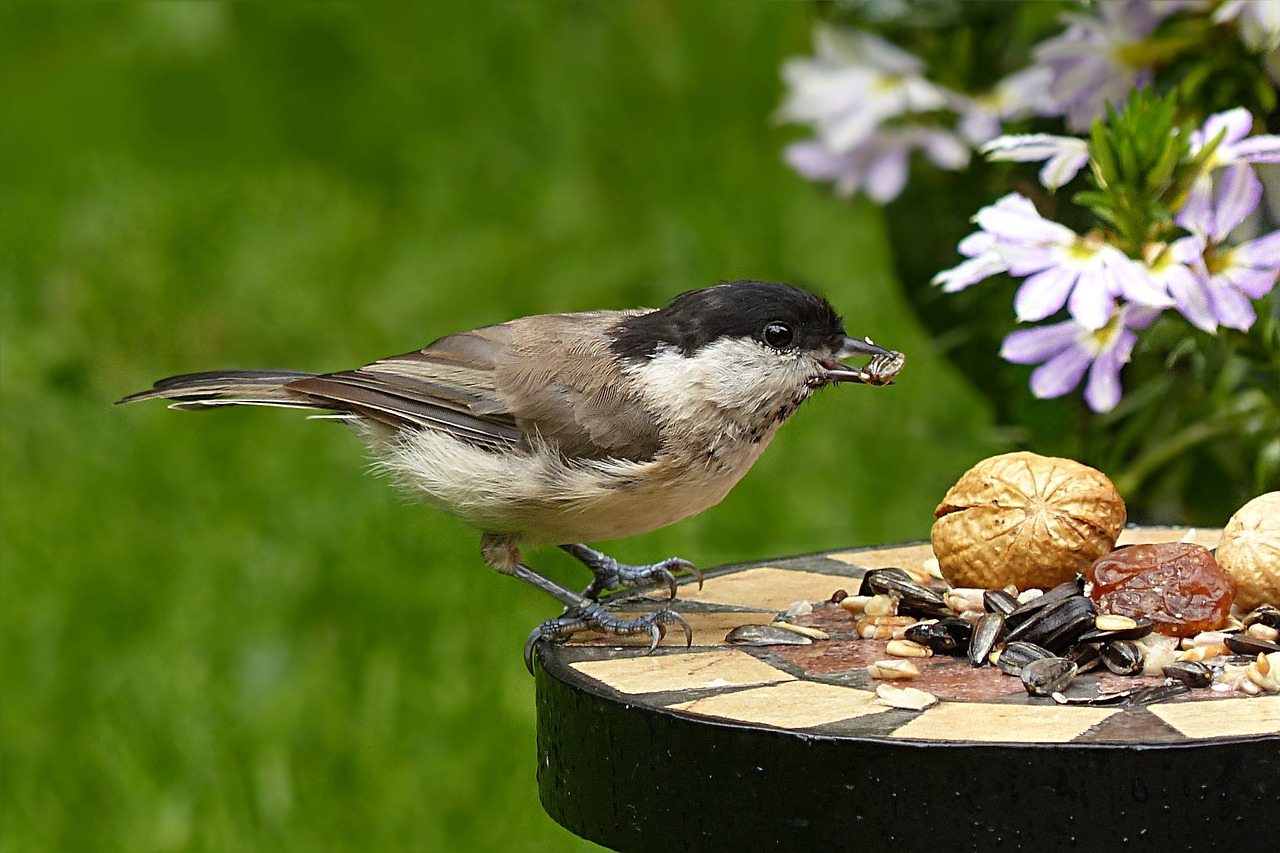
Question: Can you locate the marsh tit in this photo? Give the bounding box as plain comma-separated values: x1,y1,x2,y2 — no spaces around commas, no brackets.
120,280,905,670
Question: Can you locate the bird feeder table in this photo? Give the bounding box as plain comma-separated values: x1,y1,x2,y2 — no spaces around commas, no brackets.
531,528,1279,853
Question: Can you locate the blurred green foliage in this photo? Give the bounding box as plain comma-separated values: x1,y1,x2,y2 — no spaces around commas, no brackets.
1,4,1000,851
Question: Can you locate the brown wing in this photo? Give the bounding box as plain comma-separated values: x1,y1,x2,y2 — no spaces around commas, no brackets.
285,310,661,462
493,311,661,462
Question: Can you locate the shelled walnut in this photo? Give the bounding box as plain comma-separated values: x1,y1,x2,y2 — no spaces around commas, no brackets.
931,451,1126,591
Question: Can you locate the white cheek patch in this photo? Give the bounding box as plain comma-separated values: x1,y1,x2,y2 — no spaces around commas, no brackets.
632,338,816,421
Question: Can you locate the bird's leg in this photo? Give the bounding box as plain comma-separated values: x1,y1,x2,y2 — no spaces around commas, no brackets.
560,543,704,601
510,563,692,674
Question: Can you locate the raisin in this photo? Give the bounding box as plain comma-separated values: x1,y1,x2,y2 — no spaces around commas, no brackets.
1086,543,1236,637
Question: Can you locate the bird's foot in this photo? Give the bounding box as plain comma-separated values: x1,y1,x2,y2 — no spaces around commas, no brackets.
523,603,692,674
561,543,704,600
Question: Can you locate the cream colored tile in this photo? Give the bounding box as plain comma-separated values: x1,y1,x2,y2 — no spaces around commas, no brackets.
1116,527,1221,549
570,648,792,695
675,567,851,611
891,701,1117,743
827,543,935,572
681,611,778,646
669,679,889,730
1148,695,1280,739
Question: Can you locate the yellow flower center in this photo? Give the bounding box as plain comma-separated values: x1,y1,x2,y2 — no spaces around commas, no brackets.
1083,310,1126,355
1205,245,1230,276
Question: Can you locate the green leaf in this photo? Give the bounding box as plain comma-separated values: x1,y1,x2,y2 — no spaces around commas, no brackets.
1088,117,1118,189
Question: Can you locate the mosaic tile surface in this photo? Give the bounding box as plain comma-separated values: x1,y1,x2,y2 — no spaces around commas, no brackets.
554,527,1280,745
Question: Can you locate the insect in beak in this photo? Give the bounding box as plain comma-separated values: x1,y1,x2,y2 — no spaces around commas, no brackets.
818,337,906,387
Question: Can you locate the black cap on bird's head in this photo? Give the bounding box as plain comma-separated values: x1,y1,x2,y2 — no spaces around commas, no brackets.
609,280,900,385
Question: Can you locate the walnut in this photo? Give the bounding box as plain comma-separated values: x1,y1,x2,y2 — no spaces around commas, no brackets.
1216,491,1280,612
931,451,1126,591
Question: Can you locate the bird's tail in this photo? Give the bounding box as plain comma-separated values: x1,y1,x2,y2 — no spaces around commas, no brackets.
116,370,326,411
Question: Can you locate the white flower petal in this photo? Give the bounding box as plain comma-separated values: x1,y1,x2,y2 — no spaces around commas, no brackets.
1207,278,1258,330
1123,304,1163,330
976,201,1076,247
1175,179,1216,236
1232,135,1280,163
1067,264,1118,330
959,110,1001,147
957,230,996,258
1000,320,1080,364
1229,230,1280,275
1162,262,1218,333
920,129,971,170
785,141,848,179
1039,148,1090,190
1107,253,1175,309
1221,266,1279,300
865,148,909,203
1015,265,1079,322
1193,107,1254,160
1214,164,1263,236
822,103,893,155
1083,329,1135,413
816,26,925,75
1169,233,1207,266
991,66,1056,117
980,134,1087,162
901,76,951,113
932,253,1007,292
1030,345,1092,399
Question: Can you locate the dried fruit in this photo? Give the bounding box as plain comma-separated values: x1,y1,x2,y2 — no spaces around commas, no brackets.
1215,491,1280,612
931,452,1126,591
1086,543,1236,637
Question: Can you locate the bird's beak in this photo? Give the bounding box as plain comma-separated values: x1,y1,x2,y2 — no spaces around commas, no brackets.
818,337,906,387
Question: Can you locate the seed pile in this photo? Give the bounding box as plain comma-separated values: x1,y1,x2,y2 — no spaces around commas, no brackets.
849,563,1269,701
737,560,1280,710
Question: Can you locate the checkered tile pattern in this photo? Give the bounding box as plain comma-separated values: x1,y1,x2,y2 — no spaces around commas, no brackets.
558,528,1280,744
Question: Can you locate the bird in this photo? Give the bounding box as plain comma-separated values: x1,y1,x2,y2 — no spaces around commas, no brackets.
119,280,905,671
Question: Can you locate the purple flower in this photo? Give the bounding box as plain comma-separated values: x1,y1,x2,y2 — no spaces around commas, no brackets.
931,230,1008,293
785,126,969,203
938,193,1173,328
980,134,1091,189
1002,303,1161,412
1173,163,1280,330
955,66,1057,146
1189,108,1280,169
1031,2,1209,131
779,26,951,155
1145,242,1217,333
1214,1,1280,53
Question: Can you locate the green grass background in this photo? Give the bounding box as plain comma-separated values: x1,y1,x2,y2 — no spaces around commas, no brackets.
1,4,1003,851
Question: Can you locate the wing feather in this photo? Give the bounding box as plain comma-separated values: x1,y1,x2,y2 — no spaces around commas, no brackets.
287,311,661,461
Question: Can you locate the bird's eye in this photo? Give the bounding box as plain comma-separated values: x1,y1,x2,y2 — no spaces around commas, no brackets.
763,321,794,349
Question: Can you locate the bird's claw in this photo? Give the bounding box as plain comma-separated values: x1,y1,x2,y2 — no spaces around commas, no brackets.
570,548,703,601
523,603,692,674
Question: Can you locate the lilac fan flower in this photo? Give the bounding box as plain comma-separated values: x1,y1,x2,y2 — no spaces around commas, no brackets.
934,193,1173,328
779,26,951,155
980,134,1091,190
931,230,1008,293
955,66,1057,146
1215,1,1280,53
786,126,969,203
1189,108,1280,169
1032,2,1199,131
1002,303,1161,413
1173,163,1280,330
1145,242,1217,333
